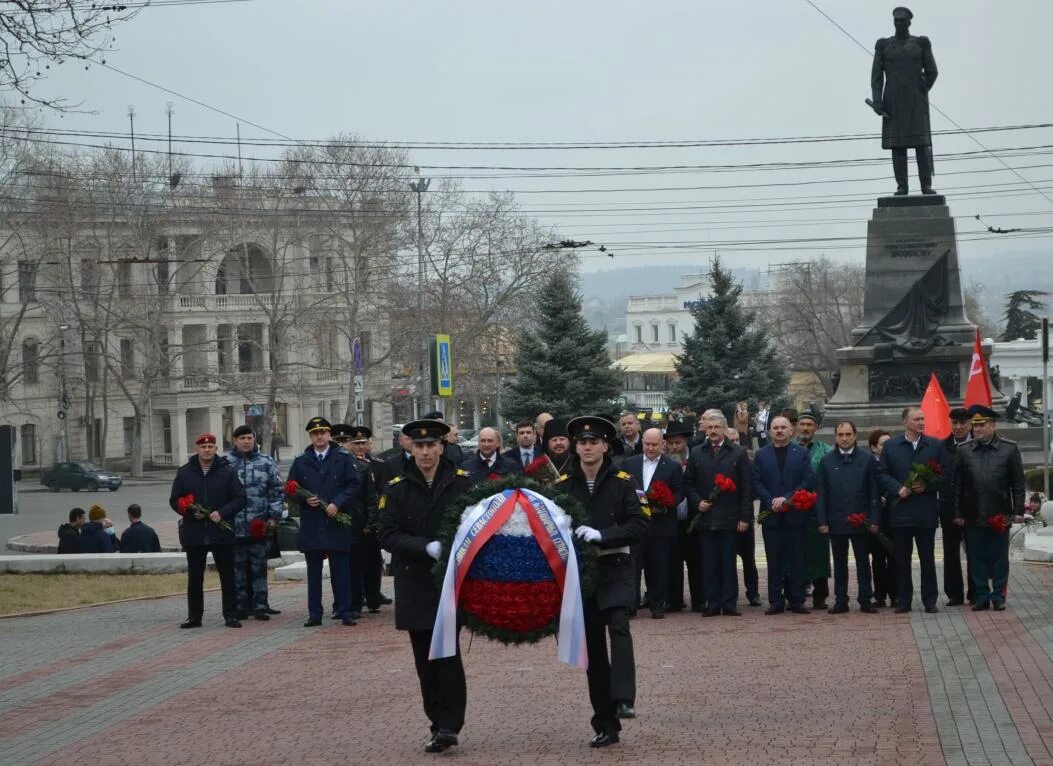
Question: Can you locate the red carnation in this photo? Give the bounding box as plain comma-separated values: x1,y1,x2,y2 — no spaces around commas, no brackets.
926,459,943,476
524,453,561,483
687,473,737,533
988,514,1009,534
285,479,300,497
846,512,868,528
285,479,350,526
249,518,268,539
788,489,818,512
174,493,232,532
487,472,502,481
647,480,676,510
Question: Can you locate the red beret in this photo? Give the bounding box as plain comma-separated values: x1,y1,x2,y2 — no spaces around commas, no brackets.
195,433,217,446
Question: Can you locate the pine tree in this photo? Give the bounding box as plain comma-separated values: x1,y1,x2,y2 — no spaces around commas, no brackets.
503,269,622,419
668,256,788,417
1001,289,1048,341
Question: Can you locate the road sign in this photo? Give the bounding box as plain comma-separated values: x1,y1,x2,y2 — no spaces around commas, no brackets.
432,334,453,397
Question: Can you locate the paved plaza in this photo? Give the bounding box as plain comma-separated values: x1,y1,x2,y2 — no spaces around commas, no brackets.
3,561,1053,766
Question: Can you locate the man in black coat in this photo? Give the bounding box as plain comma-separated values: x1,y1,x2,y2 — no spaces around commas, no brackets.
168,433,245,629
816,421,879,614
542,417,577,475
952,405,1026,611
684,409,753,617
941,407,974,606
622,427,684,619
663,421,703,612
378,420,474,754
57,508,86,553
503,419,540,469
119,504,162,553
458,427,520,485
556,416,649,747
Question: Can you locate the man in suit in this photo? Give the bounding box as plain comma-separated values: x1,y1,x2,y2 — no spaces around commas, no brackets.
941,407,974,606
555,416,649,747
622,427,684,618
378,419,474,753
618,412,644,457
878,406,948,614
664,420,703,613
459,427,520,485
684,409,753,617
753,415,814,614
287,417,362,627
816,420,880,614
952,405,1026,611
504,419,540,469
726,428,761,607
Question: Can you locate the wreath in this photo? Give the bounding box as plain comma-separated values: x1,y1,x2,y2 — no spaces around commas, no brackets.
433,474,597,646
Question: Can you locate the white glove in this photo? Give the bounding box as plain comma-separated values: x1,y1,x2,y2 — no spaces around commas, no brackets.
425,540,442,560
676,498,688,521
574,525,602,543
555,514,572,533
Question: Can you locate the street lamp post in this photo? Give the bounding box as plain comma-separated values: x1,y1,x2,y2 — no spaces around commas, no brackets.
57,324,70,462
410,174,431,419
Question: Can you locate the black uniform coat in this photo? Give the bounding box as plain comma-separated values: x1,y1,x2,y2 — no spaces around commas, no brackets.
815,448,880,535
168,455,245,547
554,458,650,611
378,459,474,631
288,446,362,552
871,34,937,149
621,453,685,538
684,441,753,531
952,436,1026,526
878,434,947,528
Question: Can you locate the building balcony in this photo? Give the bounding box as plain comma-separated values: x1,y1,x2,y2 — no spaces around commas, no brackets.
622,390,670,411
152,367,346,396
165,291,343,314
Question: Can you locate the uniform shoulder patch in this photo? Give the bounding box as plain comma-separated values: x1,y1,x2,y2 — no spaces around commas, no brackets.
555,473,569,483
616,470,633,481
378,494,387,510
386,475,404,486
456,468,471,477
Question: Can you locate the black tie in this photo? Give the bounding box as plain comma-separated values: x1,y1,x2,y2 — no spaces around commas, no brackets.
712,445,720,459
523,451,532,467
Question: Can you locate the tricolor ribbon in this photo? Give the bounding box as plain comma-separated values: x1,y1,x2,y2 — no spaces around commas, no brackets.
430,488,587,668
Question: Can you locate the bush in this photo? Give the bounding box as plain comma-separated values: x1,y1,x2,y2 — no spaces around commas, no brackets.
1025,467,1053,492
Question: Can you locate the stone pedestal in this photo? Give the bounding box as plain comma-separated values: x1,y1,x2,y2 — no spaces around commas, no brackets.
826,195,1001,427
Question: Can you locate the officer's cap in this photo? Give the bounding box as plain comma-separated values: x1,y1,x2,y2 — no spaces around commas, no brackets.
348,426,372,441
892,7,913,20
967,404,998,424
330,423,355,440
195,433,217,446
949,407,971,422
403,419,450,443
232,425,254,439
567,415,617,442
305,416,332,434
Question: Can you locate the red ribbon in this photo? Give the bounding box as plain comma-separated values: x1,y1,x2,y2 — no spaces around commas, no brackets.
516,491,567,593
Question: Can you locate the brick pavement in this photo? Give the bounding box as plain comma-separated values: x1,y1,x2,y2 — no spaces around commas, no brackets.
1,565,1052,765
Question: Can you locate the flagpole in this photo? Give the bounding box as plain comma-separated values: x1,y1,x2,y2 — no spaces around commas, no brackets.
1043,318,1049,499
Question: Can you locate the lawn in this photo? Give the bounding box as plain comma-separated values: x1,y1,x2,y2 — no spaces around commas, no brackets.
0,572,228,616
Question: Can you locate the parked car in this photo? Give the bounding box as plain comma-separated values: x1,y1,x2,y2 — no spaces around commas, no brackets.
41,462,122,492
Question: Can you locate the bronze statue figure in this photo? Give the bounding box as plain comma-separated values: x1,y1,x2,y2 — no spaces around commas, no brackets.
870,7,938,195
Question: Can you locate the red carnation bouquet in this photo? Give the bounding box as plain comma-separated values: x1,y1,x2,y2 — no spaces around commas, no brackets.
988,514,1009,534
285,480,352,526
524,453,561,484
175,494,233,532
757,488,818,524
687,473,736,533
847,511,894,552
646,480,676,514
249,518,269,539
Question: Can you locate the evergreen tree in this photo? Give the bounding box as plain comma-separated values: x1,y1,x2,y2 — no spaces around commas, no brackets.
503,269,622,419
668,256,788,417
1001,289,1048,341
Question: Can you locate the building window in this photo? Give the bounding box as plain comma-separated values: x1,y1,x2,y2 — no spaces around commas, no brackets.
120,338,134,380
634,324,642,343
84,341,100,383
651,324,660,343
20,424,36,464
118,260,133,297
155,239,170,295
161,414,172,455
17,261,36,303
123,416,135,456
668,323,677,343
159,336,171,378
22,339,39,384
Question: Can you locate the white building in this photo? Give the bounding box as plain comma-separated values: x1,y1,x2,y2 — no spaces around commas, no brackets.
990,337,1053,406
0,179,394,470
623,273,709,354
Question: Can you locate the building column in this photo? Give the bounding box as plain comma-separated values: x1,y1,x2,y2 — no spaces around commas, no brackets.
1013,376,1028,400
285,401,303,456
172,407,188,464
207,407,223,444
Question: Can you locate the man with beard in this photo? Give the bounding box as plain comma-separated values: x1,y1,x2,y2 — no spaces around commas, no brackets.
664,420,703,612
797,412,832,610
543,417,576,475
556,416,649,747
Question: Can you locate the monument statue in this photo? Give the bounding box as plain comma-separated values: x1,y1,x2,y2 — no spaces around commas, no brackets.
870,7,938,196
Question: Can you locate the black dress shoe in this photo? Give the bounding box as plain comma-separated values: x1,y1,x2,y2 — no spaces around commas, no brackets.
924,606,939,614
304,618,323,627
265,607,282,615
828,604,849,614
368,607,381,614
945,599,964,607
651,610,665,619
764,606,785,615
234,609,248,620
972,601,990,611
860,605,878,614
813,601,828,611
423,731,458,753
701,609,720,617
894,606,912,614
992,602,1006,611
667,602,685,612
590,731,619,748
616,703,636,719
342,616,358,626
691,605,704,613
252,610,270,621
722,608,742,616
789,605,811,615
349,611,362,620
224,617,242,628
179,618,202,629
377,594,393,605
748,596,762,607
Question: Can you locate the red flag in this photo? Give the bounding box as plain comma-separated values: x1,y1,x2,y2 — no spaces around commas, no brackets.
963,327,993,409
921,373,951,439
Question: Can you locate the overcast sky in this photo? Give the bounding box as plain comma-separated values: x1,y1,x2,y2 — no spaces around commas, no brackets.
25,0,1053,275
